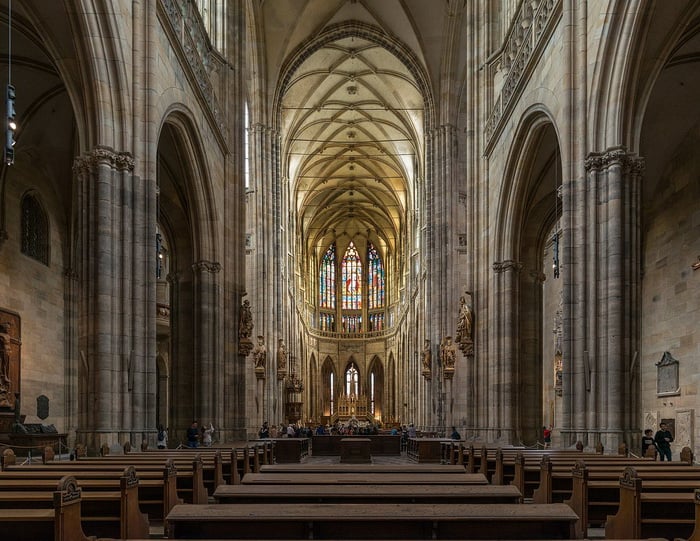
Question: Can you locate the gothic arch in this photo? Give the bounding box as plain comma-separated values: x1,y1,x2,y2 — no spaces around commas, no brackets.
494,108,563,444
367,356,384,422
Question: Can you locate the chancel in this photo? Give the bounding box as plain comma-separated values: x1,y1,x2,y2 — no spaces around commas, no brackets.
0,0,698,465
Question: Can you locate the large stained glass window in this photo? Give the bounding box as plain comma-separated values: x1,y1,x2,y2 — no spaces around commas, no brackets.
341,242,362,309
320,243,336,309
367,243,385,309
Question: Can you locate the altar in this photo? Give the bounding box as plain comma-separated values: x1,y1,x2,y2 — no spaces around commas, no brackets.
335,393,369,422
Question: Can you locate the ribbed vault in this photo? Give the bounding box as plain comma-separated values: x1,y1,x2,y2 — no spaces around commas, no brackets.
281,32,423,276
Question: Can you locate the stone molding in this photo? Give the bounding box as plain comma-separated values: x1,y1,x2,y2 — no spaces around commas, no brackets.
492,260,523,273
584,147,645,174
192,260,221,274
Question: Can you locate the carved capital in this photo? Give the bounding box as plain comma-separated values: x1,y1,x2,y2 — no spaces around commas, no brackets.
192,260,221,274
72,156,91,177
585,147,645,175
63,267,79,281
492,260,523,273
422,368,432,381
459,339,474,357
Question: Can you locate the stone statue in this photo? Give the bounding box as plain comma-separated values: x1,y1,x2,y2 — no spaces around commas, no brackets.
252,335,267,370
456,293,473,344
277,339,287,371
0,323,12,407
440,336,456,370
239,299,253,340
421,339,431,371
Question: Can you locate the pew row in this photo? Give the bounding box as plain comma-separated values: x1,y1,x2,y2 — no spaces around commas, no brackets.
166,502,579,539
0,475,95,541
214,483,523,504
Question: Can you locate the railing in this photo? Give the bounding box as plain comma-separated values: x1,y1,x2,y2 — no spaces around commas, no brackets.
484,0,561,153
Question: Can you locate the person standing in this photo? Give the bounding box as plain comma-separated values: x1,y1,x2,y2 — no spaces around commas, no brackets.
157,425,168,449
187,420,199,448
450,426,462,440
259,421,270,438
641,429,656,457
654,422,674,461
543,426,552,448
202,422,215,447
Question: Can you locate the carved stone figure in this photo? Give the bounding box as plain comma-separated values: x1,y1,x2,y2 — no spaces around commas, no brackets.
421,339,431,371
239,299,253,340
0,323,12,406
440,336,456,370
456,293,473,344
277,339,287,371
253,335,267,370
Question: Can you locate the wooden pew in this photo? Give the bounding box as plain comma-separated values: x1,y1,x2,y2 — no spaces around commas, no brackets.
532,453,697,504
240,472,488,485
214,483,523,504
604,467,696,540
259,464,468,474
0,457,180,524
166,502,579,539
0,475,95,541
565,461,700,538
8,453,209,504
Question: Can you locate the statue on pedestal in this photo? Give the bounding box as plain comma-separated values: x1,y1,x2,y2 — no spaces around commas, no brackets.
238,299,254,356
421,339,432,379
440,336,456,378
0,323,12,407
252,335,267,378
277,339,287,379
456,292,474,357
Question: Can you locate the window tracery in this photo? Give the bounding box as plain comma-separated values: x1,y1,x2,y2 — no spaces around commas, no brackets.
21,193,49,265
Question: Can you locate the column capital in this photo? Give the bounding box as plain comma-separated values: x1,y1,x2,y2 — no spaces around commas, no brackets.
492,260,523,274
585,146,644,174
73,147,135,174
192,260,222,274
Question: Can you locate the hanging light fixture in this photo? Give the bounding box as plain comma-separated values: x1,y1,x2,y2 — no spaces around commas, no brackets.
5,0,16,166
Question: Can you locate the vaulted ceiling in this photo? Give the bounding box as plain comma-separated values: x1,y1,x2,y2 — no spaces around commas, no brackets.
281,33,423,257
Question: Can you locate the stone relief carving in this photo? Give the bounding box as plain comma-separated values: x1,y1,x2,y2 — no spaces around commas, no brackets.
644,411,658,432
676,410,694,451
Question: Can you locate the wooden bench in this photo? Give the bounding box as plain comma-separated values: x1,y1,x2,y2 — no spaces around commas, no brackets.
166,502,579,539
532,453,697,504
565,461,700,538
0,457,180,524
604,467,697,540
240,472,488,484
214,482,523,504
0,475,95,541
0,465,148,539
259,464,468,474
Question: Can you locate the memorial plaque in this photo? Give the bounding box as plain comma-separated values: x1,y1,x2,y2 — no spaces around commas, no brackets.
656,351,680,396
37,394,49,420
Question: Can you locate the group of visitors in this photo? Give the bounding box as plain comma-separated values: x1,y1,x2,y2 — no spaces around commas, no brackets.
642,423,674,461
185,420,215,448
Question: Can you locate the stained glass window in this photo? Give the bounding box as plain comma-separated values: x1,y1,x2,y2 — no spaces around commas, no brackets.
341,242,362,310
320,243,336,309
345,363,358,396
368,243,385,309
342,315,362,333
369,313,384,331
21,194,49,265
319,313,335,332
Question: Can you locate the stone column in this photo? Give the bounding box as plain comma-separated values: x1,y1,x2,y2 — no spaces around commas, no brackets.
582,147,643,448
492,260,522,442
192,260,221,427
74,146,154,451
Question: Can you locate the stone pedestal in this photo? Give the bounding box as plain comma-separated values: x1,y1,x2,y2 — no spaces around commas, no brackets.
340,437,371,463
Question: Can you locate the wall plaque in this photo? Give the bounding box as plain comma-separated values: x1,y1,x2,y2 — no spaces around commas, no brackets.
37,394,49,420
656,351,680,396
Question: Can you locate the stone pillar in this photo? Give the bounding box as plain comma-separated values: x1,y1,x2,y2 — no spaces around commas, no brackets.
581,147,643,449
192,260,221,427
74,146,154,451
492,260,522,442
